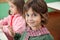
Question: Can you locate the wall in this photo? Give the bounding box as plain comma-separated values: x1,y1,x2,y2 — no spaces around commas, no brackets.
0,2,9,19
0,0,7,2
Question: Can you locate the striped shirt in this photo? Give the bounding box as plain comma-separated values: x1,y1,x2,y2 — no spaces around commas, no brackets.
0,14,26,40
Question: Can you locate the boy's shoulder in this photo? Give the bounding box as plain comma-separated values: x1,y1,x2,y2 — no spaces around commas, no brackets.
29,34,54,40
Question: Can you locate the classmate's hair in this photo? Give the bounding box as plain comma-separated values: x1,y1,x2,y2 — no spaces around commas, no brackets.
8,0,25,15
8,10,11,15
23,0,48,25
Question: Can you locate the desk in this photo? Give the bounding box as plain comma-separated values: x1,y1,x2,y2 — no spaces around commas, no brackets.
46,11,60,40
0,29,8,40
47,2,60,10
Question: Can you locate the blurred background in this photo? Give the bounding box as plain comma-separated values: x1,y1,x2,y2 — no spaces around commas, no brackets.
0,0,60,19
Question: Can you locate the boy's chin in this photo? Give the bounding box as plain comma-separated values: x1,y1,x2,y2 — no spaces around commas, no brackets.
28,25,36,27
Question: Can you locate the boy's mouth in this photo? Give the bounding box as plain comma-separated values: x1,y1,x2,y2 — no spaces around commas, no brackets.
28,22,35,24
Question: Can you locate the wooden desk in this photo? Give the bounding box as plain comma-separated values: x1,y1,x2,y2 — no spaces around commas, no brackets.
47,2,60,10
46,11,60,40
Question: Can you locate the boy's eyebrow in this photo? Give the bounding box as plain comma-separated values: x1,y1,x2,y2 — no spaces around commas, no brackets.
33,11,37,14
25,13,29,15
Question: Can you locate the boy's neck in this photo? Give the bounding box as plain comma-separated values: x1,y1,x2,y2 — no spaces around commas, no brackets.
30,25,42,31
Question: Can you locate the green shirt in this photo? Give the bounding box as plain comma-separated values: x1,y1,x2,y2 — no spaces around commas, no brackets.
14,31,54,40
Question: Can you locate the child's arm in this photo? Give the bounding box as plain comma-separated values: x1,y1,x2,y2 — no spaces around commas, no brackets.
0,16,10,25
13,17,26,34
8,26,15,37
0,16,10,29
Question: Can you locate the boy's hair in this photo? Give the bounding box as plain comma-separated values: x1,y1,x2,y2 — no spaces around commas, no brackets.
8,0,25,15
23,0,48,25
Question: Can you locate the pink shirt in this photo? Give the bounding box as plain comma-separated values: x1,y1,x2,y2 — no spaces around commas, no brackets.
0,14,26,34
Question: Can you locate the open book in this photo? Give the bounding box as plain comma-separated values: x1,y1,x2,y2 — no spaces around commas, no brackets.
0,29,8,40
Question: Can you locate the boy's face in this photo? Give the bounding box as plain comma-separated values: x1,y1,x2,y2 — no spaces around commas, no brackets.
8,2,18,15
25,8,41,28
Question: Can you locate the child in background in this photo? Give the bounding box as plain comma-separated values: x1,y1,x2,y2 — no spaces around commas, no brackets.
0,0,26,40
19,0,54,40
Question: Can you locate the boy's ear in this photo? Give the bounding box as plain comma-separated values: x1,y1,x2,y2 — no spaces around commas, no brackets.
41,13,48,25
43,13,48,21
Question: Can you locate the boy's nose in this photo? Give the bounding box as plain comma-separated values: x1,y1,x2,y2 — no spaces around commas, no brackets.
28,16,33,21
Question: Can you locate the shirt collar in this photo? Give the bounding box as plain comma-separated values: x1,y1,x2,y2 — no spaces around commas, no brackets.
26,26,50,36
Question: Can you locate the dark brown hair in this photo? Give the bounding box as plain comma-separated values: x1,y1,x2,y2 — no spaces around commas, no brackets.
8,0,25,15
23,0,48,25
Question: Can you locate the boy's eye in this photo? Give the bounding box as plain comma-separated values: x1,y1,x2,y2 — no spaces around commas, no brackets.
33,13,37,16
26,14,29,17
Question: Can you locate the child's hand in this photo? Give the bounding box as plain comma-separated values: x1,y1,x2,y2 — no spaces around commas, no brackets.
0,24,3,29
8,26,15,37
